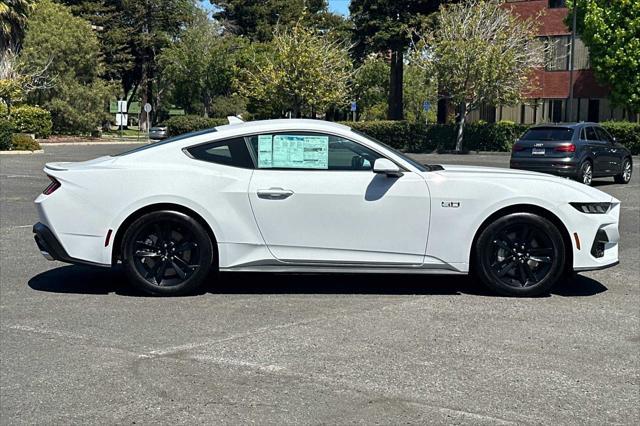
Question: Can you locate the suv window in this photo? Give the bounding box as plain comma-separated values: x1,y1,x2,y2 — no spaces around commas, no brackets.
186,137,253,168
247,132,383,171
594,127,614,144
584,127,599,141
520,127,574,141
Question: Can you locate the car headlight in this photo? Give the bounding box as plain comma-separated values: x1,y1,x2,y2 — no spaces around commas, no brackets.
570,202,611,214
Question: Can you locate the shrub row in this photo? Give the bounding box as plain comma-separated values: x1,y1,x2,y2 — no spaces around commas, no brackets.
166,115,228,137
344,120,640,154
0,118,14,150
0,105,53,138
11,133,41,151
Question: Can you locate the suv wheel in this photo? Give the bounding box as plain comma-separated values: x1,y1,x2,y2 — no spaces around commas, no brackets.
578,160,593,186
475,213,566,297
614,158,632,184
122,210,214,296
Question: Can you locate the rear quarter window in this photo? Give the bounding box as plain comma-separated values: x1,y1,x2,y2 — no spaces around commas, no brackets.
186,137,254,168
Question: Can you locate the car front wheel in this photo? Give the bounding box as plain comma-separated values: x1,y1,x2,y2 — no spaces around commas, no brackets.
121,210,214,296
475,212,566,297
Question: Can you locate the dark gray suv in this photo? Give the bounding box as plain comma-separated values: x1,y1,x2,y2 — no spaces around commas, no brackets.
510,122,633,186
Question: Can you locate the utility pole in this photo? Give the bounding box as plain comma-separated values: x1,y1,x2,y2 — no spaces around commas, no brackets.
567,0,578,122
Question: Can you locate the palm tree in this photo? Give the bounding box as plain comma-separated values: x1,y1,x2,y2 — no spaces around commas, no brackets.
0,0,35,51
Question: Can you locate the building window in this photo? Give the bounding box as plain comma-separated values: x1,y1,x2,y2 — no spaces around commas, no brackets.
588,99,600,122
550,100,563,122
542,36,589,71
549,0,566,8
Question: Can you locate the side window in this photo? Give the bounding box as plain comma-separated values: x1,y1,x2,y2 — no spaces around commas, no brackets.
594,127,613,144
580,127,586,140
247,132,382,171
585,127,599,141
186,137,254,168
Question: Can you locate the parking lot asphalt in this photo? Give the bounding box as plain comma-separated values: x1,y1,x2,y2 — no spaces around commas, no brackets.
1,144,639,425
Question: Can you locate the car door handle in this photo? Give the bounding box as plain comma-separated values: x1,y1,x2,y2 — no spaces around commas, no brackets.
257,188,294,200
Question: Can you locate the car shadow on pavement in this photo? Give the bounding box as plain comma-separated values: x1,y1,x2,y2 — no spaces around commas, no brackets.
28,265,608,298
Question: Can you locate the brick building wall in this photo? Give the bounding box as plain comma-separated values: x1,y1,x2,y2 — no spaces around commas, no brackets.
463,0,637,124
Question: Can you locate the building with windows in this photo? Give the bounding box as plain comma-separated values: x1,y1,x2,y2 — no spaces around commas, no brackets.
463,0,637,124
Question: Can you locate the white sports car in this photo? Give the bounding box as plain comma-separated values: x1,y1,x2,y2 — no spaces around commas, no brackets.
34,119,620,296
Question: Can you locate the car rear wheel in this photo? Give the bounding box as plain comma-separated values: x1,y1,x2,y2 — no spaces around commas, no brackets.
122,211,214,296
614,158,632,184
475,213,566,297
578,160,593,186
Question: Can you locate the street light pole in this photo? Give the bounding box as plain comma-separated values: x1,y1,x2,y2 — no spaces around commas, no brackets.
567,0,578,122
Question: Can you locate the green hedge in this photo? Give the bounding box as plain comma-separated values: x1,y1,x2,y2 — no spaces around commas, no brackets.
0,118,14,150
601,121,640,155
11,105,52,138
166,115,228,137
344,120,639,154
344,120,528,152
11,133,41,151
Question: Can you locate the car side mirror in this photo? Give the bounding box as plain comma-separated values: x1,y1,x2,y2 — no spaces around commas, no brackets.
373,158,403,177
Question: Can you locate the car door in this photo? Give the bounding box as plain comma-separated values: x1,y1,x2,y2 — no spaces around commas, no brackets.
247,131,430,266
594,127,621,174
584,126,608,174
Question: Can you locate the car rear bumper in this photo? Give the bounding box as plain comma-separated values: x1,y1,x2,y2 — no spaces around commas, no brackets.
510,158,579,177
33,222,107,267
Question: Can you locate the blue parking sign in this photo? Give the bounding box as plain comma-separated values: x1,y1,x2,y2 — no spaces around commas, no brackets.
423,101,431,112
350,101,357,112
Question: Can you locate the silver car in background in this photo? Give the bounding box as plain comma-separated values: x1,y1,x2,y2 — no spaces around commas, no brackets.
149,124,168,140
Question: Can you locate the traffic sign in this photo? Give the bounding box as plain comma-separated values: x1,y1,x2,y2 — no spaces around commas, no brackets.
423,101,431,112
117,100,127,113
143,103,152,113
350,101,357,112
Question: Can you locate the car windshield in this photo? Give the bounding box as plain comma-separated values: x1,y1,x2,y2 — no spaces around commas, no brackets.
352,130,429,172
112,128,216,156
521,127,574,141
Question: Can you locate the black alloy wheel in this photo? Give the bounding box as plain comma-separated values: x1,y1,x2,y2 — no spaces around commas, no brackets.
122,211,214,295
475,212,566,297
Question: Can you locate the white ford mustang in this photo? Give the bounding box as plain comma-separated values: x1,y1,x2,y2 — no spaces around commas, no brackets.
34,119,620,296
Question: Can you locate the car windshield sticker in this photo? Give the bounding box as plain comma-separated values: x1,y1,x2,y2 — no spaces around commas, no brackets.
258,134,329,169
257,134,273,168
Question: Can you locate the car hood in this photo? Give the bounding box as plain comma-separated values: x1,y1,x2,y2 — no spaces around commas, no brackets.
430,164,616,202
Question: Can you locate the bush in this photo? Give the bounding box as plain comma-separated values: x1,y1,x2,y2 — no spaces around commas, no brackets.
166,115,229,137
1,118,15,150
10,105,53,138
342,120,528,152
10,133,41,151
601,121,640,155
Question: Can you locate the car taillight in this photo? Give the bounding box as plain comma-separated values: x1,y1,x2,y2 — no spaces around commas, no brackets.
554,144,576,152
43,176,61,195
512,144,525,152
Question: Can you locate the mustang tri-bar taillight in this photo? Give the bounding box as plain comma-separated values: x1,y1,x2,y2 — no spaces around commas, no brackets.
43,175,61,195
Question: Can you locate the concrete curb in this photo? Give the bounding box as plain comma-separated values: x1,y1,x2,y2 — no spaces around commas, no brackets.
0,150,45,155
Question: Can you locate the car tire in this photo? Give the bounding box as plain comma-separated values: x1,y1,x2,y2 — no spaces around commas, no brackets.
121,210,215,296
577,160,593,186
474,212,566,297
614,158,632,184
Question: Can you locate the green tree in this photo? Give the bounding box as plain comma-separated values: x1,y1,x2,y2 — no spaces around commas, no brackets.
20,0,113,133
239,21,352,118
352,54,388,121
350,0,443,120
411,0,545,151
567,0,640,112
159,17,247,117
0,0,35,50
210,0,344,42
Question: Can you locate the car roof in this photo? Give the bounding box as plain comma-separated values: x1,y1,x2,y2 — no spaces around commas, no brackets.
214,118,351,133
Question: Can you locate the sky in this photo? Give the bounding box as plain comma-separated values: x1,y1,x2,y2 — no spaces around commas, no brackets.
328,0,350,16
200,1,350,16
